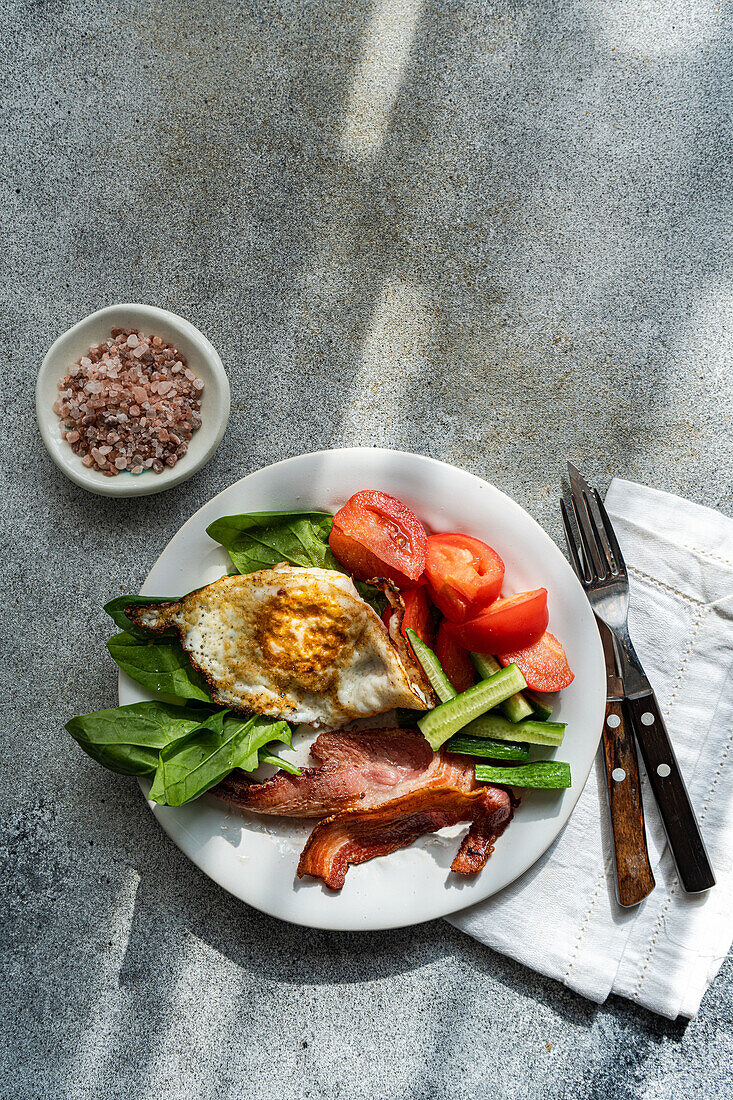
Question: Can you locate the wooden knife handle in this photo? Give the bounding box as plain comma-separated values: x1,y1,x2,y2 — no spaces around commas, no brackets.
626,692,715,893
602,697,655,906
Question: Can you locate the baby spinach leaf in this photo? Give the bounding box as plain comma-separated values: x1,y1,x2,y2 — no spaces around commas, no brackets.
206,510,338,573
104,595,175,637
65,700,217,776
107,631,212,704
149,713,292,806
206,509,387,612
258,749,302,776
354,581,388,615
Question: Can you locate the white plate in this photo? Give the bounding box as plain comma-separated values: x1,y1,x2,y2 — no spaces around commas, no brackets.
37,303,230,497
119,448,605,930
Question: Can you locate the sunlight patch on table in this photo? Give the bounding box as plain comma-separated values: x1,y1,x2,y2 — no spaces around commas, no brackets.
670,284,733,388
594,0,718,56
60,869,140,1099
335,279,436,443
340,0,424,160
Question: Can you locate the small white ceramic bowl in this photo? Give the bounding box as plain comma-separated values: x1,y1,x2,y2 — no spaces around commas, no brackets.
36,303,230,497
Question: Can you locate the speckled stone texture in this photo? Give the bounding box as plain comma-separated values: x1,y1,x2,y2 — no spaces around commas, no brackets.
2,0,731,1097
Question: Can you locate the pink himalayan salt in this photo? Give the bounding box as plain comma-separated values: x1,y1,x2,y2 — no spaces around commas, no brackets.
53,327,203,476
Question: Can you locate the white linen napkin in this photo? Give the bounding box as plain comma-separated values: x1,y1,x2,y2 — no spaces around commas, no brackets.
447,478,733,1019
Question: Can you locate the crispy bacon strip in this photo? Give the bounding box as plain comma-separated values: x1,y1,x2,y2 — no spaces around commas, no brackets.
297,785,512,890
450,802,514,874
214,728,477,817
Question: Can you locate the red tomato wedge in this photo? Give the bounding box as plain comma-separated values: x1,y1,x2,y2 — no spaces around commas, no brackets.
424,533,504,623
382,587,434,650
497,631,574,692
434,621,476,694
402,587,434,647
329,491,428,586
444,589,549,654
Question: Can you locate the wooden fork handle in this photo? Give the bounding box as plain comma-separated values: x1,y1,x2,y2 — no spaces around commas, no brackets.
602,697,655,906
626,692,716,893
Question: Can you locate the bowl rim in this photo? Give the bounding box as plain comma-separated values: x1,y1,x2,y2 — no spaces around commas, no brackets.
36,302,230,497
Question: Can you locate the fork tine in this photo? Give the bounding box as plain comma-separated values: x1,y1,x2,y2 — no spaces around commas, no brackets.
560,478,590,584
560,496,588,585
567,463,621,578
566,463,606,579
583,488,616,575
592,489,627,577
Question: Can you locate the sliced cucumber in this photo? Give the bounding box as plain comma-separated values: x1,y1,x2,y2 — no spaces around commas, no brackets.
525,690,554,721
406,629,457,703
470,652,502,678
471,652,534,723
445,735,529,761
499,691,534,724
475,761,571,789
418,664,527,750
462,713,566,747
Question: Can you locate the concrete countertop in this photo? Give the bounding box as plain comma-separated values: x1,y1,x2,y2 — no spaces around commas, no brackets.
2,1,731,1096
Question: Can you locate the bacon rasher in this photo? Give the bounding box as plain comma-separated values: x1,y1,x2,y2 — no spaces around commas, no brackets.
297,785,513,890
214,728,477,817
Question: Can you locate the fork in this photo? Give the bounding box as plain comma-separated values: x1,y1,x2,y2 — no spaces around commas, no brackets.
561,463,715,894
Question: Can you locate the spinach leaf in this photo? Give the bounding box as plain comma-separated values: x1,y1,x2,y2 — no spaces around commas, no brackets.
107,631,212,704
149,713,292,806
258,749,302,776
206,509,387,612
206,510,337,574
104,595,174,637
354,581,388,615
65,700,216,776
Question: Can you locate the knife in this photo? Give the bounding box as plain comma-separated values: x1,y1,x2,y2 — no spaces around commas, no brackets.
598,618,655,906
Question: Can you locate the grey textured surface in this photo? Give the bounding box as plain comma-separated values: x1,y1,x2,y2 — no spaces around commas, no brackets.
2,0,732,1097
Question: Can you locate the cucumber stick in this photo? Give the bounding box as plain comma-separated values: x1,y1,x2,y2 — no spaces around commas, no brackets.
446,735,529,761
525,690,554,721
475,761,571,789
418,664,527,749
405,630,457,703
470,653,534,723
463,712,566,747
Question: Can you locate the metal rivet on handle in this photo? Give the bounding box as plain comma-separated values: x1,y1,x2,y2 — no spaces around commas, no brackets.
657,763,671,778
612,768,626,781
606,715,621,729
641,712,655,726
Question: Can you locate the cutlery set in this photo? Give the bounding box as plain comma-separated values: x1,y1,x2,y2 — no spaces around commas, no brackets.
560,464,715,904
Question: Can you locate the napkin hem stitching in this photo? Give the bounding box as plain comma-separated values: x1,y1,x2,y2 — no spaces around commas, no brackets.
629,565,708,609
662,605,706,720
633,882,679,1001
562,855,613,984
682,544,732,569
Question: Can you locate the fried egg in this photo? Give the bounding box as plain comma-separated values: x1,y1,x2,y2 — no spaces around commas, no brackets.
126,565,435,728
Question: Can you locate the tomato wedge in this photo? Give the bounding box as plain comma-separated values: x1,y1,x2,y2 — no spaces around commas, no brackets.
434,621,475,694
444,589,549,654
497,631,574,692
329,490,427,586
402,587,434,647
424,533,504,622
383,587,434,649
